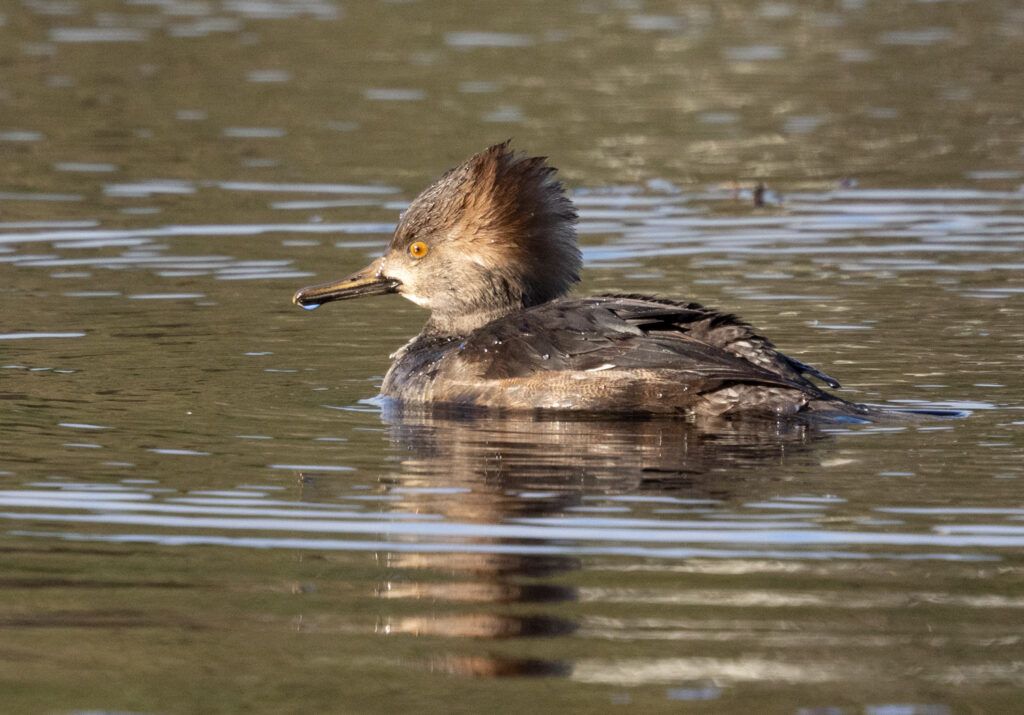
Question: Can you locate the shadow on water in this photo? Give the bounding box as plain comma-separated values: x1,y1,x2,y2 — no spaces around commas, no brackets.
379,401,833,494
369,404,832,677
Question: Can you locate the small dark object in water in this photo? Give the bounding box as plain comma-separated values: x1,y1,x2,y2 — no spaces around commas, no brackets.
753,182,766,207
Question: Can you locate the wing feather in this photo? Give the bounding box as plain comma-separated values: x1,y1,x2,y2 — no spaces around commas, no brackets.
463,296,834,397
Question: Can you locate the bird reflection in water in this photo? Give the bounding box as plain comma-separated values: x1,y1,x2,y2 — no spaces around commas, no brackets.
368,406,829,678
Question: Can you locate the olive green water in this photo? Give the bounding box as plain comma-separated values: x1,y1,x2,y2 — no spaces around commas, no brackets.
2,1,1023,713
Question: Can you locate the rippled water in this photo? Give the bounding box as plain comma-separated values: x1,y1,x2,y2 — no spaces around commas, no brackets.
2,1,1024,713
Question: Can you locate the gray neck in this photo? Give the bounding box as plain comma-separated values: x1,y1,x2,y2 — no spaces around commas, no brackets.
423,304,516,338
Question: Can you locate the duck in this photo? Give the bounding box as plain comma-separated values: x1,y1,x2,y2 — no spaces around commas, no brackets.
292,142,873,418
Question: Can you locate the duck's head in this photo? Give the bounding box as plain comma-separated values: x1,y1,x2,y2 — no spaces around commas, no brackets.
292,142,580,336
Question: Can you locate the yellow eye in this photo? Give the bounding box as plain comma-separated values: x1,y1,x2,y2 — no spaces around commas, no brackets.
408,241,429,259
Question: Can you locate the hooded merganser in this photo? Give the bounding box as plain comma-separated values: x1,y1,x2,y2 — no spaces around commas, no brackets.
292,142,870,418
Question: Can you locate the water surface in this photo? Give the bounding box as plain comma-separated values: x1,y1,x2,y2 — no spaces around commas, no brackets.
1,1,1023,713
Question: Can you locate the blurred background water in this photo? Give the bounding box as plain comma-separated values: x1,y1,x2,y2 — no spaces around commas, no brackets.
1,1,1023,713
